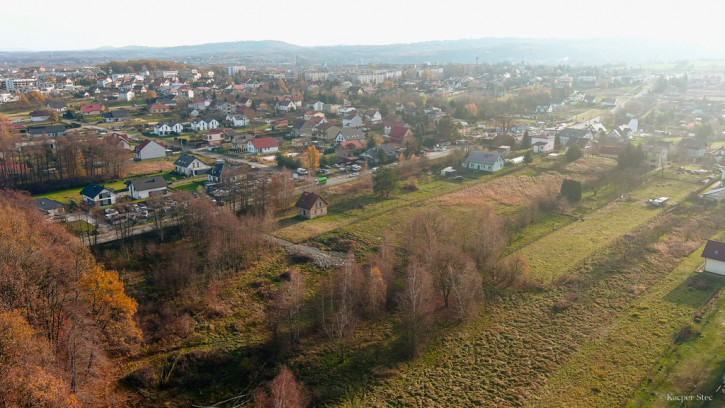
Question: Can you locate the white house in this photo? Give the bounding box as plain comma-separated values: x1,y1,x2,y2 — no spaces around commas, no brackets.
276,100,295,111
337,106,355,116
247,137,279,154
153,121,183,135
531,135,555,153
202,129,225,146
119,90,135,101
126,176,168,200
342,113,364,128
135,140,166,160
311,101,325,111
462,151,505,172
335,128,365,143
174,153,211,176
226,114,249,127
189,99,210,111
190,117,219,131
702,240,725,275
79,182,116,207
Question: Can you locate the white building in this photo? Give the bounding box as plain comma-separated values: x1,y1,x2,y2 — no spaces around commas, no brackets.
119,90,135,101
531,135,555,153
226,114,249,127
702,240,725,275
153,121,183,135
135,140,167,160
127,176,168,200
190,118,219,131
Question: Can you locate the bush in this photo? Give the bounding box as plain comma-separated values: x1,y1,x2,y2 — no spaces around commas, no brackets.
560,179,582,202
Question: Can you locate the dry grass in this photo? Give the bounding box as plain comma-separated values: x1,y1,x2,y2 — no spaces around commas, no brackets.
563,156,617,176
434,174,564,207
127,158,175,177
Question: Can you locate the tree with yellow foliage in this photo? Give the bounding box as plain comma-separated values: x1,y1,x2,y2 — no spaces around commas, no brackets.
80,266,141,348
306,145,319,171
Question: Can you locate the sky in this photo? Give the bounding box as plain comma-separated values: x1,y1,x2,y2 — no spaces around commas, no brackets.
2,0,724,53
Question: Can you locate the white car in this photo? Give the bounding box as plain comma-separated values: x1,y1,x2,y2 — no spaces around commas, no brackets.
351,164,361,171
349,172,359,178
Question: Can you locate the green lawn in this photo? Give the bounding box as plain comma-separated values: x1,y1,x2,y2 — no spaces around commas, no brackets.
171,180,206,193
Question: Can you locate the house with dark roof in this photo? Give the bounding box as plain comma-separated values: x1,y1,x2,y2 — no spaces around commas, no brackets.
153,121,183,135
27,125,66,138
102,109,130,123
360,144,398,164
342,112,364,128
701,240,725,275
174,153,211,176
247,137,279,154
46,101,67,112
35,197,65,218
30,110,51,122
135,140,166,160
462,151,505,172
295,191,328,219
80,182,116,207
126,176,168,200
557,128,593,145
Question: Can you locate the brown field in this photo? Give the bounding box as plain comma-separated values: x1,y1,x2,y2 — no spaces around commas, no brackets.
434,174,564,206
563,156,617,175
126,158,174,176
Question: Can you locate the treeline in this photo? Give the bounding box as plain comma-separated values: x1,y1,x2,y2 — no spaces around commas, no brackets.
98,59,187,73
0,130,128,193
0,190,140,407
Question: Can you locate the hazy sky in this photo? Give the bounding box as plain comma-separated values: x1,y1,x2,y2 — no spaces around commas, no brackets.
2,0,723,52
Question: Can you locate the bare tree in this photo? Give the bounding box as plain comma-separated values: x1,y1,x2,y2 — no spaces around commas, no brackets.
397,259,434,356
278,268,305,345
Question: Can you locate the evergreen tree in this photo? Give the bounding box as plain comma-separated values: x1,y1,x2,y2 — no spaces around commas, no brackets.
560,179,582,202
521,130,531,148
565,143,583,162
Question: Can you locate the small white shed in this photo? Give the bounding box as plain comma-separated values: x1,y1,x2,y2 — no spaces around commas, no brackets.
701,240,725,275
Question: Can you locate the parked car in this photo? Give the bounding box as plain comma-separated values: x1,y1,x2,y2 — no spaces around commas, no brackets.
351,164,361,171
349,172,358,178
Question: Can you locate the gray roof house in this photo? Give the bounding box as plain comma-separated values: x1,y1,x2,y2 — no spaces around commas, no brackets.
173,153,211,176
80,182,116,207
462,151,505,172
126,176,168,200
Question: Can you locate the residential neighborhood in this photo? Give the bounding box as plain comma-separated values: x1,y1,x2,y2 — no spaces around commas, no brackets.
3,49,725,408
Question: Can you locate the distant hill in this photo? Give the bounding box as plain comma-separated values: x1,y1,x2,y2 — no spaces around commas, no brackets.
1,38,722,67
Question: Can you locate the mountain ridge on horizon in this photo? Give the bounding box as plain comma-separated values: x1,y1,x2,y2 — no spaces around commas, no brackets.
1,37,723,67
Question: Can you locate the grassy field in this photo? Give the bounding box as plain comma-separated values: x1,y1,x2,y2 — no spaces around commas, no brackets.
344,206,723,408
518,177,702,285
274,166,527,243
627,275,725,407
35,179,129,203
533,238,725,408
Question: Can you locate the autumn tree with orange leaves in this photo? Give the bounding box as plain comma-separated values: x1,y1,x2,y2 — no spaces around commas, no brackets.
0,190,141,405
